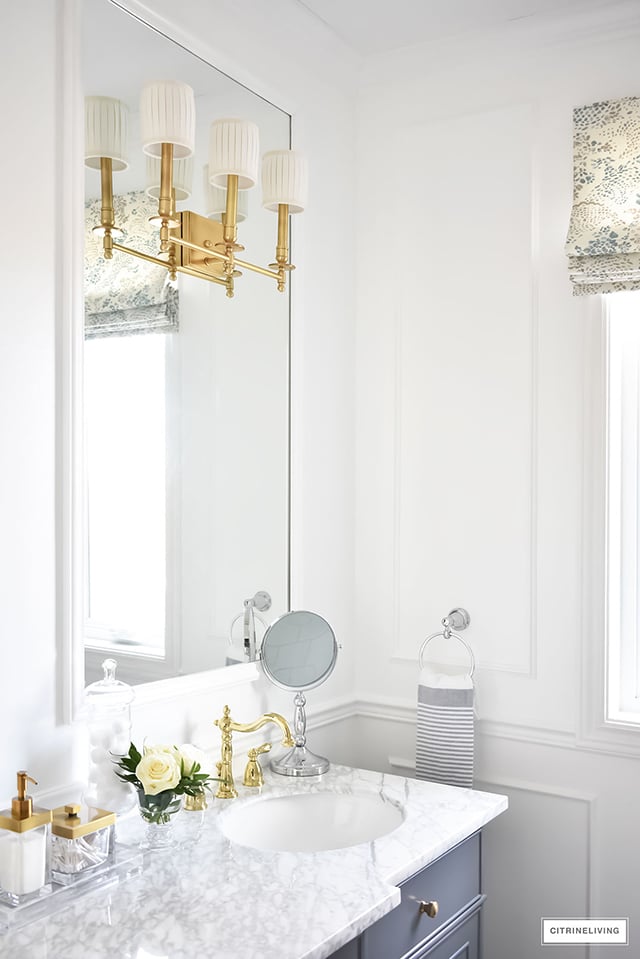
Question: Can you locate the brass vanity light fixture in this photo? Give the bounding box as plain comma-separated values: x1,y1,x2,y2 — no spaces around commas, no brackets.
84,83,308,298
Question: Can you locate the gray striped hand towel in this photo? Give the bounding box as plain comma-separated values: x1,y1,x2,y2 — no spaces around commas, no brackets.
416,667,474,787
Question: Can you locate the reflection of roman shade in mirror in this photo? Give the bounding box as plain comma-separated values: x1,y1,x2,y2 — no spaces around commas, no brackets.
84,190,178,338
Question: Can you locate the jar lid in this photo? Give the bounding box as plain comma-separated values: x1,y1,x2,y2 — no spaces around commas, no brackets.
84,658,135,708
51,803,116,839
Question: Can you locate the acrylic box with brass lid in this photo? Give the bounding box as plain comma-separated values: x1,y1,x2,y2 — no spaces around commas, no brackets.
50,804,115,885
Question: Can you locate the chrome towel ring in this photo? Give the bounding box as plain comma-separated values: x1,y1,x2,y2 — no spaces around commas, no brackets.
418,607,475,678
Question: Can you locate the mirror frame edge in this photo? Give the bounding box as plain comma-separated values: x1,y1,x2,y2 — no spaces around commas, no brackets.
58,0,296,722
57,0,85,725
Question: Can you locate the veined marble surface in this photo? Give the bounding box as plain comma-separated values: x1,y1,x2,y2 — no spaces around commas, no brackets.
1,766,507,959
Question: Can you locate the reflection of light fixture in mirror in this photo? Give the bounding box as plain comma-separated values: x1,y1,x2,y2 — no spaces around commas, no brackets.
146,155,194,201
85,84,307,299
203,165,248,222
260,611,338,777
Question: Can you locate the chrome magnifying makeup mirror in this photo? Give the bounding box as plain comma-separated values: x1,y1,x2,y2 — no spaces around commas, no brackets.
260,610,338,776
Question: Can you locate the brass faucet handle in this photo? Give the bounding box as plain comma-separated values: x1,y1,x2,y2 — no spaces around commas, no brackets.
243,743,272,788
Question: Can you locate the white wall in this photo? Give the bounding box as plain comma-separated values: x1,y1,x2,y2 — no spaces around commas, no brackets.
0,0,82,792
0,0,358,801
353,6,640,958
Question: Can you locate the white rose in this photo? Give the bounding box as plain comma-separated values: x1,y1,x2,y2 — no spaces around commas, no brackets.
178,743,208,775
136,749,181,795
144,743,180,758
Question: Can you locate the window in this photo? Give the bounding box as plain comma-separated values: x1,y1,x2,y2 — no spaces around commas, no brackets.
606,291,640,724
84,333,168,658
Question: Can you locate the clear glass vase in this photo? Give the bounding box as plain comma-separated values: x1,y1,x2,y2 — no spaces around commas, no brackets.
136,790,182,850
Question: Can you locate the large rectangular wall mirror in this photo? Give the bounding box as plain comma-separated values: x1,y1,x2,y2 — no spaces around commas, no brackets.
81,0,291,686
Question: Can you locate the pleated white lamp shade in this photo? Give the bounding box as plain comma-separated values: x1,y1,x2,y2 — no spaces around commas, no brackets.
140,81,196,159
261,150,308,214
146,155,194,201
209,118,259,190
203,165,248,222
84,96,129,171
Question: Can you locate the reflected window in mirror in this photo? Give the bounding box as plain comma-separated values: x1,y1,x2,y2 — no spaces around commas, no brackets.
84,331,170,663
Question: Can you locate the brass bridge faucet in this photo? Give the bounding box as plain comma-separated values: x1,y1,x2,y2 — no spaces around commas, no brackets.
214,705,295,799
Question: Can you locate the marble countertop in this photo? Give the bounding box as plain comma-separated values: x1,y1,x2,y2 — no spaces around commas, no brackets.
1,765,507,959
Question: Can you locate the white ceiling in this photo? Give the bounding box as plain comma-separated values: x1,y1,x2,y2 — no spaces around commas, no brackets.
294,0,627,56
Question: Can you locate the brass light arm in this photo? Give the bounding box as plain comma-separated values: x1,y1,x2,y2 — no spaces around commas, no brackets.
171,235,282,282
111,242,231,290
175,263,230,289
111,242,173,271
157,142,179,253
233,258,281,282
222,173,239,247
99,157,116,259
275,202,289,267
171,235,228,263
158,142,174,223
271,203,295,292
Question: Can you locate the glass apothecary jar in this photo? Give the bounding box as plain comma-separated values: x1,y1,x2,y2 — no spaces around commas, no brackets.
84,658,135,814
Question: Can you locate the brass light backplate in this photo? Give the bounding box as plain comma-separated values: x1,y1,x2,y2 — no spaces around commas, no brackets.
171,211,227,281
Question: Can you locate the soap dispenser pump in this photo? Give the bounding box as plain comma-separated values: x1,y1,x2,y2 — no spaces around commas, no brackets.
0,772,53,906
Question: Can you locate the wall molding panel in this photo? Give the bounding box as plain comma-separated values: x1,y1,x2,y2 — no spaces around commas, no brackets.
383,103,540,682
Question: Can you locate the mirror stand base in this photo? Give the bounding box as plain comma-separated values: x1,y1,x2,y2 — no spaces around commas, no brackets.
270,744,329,777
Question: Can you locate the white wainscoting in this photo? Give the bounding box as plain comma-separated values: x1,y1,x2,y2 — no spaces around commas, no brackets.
312,705,636,959
477,778,593,959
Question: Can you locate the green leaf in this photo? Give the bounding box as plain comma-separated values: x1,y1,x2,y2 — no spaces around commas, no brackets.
115,772,140,785
154,789,175,812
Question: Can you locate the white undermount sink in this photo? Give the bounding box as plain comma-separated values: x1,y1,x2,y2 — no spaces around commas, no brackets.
219,790,405,852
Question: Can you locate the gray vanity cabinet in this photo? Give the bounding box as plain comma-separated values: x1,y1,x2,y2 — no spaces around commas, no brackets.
331,833,483,959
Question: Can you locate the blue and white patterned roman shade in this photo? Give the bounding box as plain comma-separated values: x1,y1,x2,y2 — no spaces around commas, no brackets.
84,190,179,338
565,96,640,295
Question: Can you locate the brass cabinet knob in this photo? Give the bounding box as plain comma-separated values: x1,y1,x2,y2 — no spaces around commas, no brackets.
418,900,439,918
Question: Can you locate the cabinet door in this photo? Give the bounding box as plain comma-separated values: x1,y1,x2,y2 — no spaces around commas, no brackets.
361,833,481,959
411,909,479,959
331,938,360,959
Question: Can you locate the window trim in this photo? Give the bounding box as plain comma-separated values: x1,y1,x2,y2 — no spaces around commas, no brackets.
604,292,640,723
579,295,640,756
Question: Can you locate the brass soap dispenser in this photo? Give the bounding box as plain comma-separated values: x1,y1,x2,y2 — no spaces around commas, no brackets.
0,771,53,906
